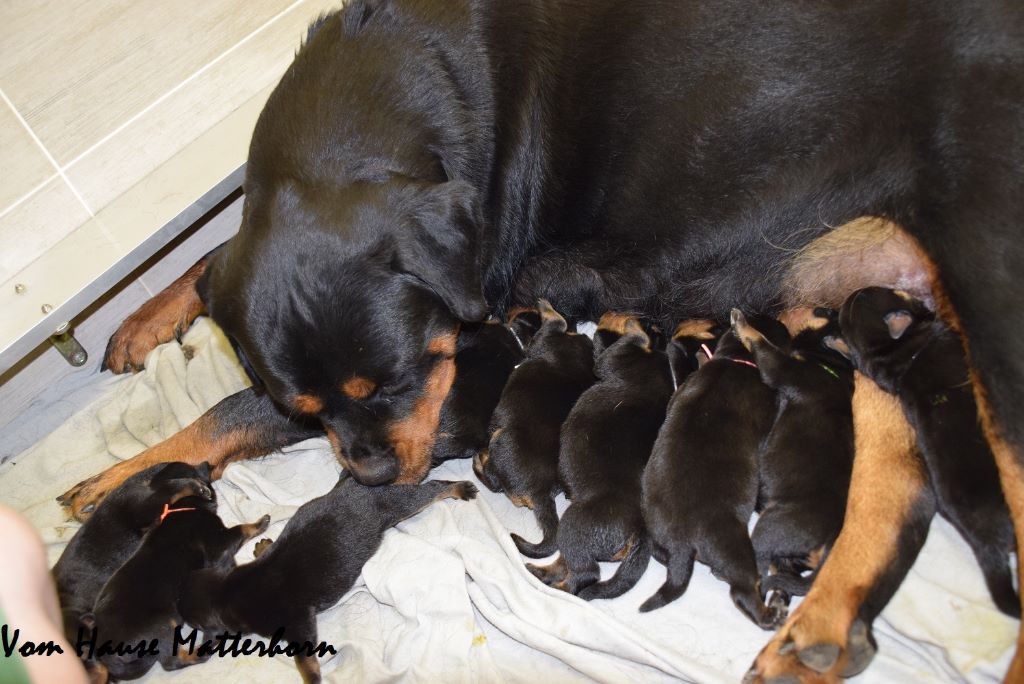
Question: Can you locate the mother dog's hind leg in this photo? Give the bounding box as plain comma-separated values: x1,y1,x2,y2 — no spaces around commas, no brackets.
103,244,224,374
58,387,322,521
747,373,934,682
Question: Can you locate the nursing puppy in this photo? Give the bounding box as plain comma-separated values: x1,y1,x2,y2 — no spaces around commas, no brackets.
473,300,594,557
641,315,789,628
179,476,476,684
665,319,722,388
528,316,673,599
431,309,539,464
52,462,214,658
86,495,269,681
839,287,1019,617
731,309,855,603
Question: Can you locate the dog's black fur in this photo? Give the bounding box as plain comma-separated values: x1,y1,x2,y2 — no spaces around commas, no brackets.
176,0,1022,489
430,311,538,464
474,300,593,557
52,463,214,656
732,309,855,603
179,476,476,684
640,316,789,627
839,287,1019,618
86,494,269,681
528,317,672,599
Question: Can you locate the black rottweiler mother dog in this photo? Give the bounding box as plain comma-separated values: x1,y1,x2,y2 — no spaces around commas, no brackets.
63,1,1024,679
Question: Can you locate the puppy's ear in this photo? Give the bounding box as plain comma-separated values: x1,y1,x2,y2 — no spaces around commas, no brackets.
883,310,915,339
823,335,852,360
398,181,488,321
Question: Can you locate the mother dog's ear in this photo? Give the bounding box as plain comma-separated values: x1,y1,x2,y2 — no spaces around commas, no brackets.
396,180,488,321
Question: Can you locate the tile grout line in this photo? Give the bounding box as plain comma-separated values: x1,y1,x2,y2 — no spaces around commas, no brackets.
0,87,95,219
61,0,310,174
0,173,59,222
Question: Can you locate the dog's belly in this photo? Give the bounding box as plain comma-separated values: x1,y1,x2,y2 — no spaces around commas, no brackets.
486,0,963,321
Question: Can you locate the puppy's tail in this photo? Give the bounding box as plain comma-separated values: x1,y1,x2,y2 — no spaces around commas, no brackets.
578,537,651,601
512,496,559,558
639,547,695,612
977,545,1021,618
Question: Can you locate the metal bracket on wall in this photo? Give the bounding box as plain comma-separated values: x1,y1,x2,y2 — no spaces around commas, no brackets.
50,322,88,367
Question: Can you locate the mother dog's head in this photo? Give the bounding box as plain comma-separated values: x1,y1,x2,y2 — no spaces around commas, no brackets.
197,6,492,485
199,174,486,485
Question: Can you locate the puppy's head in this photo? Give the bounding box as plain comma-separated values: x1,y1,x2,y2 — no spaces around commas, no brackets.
200,176,487,486
838,287,934,383
104,462,215,525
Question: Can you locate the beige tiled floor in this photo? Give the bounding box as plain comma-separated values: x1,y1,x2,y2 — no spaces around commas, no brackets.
0,0,340,370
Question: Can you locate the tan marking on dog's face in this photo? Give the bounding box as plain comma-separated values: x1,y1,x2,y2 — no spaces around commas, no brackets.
324,427,353,471
388,333,458,484
779,307,829,336
292,393,324,414
427,331,458,356
341,376,376,400
672,319,717,341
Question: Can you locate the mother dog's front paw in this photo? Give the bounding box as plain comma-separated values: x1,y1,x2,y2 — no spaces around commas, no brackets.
746,615,875,683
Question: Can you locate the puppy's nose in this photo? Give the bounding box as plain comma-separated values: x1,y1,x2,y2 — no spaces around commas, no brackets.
347,446,400,486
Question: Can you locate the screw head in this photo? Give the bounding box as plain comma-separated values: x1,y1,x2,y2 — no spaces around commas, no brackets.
14,283,26,294
41,303,53,314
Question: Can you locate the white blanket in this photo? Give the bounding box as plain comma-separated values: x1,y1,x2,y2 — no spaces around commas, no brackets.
0,318,1015,683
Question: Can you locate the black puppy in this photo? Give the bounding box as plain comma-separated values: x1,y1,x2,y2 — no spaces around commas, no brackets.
179,476,477,684
473,299,594,557
52,462,214,666
731,308,855,603
528,316,673,599
641,315,789,628
839,287,1019,617
664,319,722,388
431,309,540,464
86,492,269,681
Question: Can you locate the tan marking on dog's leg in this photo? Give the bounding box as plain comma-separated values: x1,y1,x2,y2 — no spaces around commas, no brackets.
60,410,272,522
388,333,458,484
104,255,211,373
611,534,638,562
751,373,923,681
971,372,1024,681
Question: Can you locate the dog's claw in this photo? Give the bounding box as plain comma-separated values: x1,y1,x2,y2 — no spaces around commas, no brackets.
765,676,801,684
742,667,759,684
777,640,796,656
796,643,841,673
840,619,876,677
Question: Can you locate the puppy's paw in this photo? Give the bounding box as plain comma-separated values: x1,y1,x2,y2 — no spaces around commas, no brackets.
449,481,479,501
253,538,273,559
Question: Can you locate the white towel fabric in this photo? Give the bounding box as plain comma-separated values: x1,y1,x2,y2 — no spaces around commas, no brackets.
0,317,1015,683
